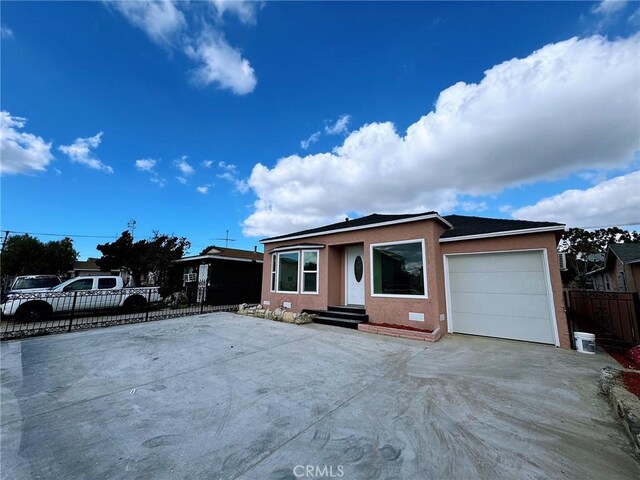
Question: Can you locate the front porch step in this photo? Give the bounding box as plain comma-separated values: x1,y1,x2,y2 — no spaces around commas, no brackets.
303,305,368,329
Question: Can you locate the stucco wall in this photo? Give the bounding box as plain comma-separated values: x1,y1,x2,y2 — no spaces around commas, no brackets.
260,223,569,348
261,219,447,332
440,232,570,349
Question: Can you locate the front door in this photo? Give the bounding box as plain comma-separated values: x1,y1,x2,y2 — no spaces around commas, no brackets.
346,246,365,305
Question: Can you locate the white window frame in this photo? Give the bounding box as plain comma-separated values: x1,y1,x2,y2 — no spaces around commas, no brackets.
271,249,320,295
301,250,319,294
275,251,300,293
604,273,611,291
370,239,428,299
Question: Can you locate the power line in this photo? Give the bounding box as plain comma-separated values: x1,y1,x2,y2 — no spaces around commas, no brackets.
0,230,118,239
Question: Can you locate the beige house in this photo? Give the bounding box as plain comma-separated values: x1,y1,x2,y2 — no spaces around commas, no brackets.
590,243,640,292
260,212,570,349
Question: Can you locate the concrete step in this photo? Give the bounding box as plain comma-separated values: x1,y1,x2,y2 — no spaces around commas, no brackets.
313,316,367,329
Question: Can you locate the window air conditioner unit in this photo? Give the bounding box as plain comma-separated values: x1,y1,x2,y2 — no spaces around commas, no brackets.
557,252,567,271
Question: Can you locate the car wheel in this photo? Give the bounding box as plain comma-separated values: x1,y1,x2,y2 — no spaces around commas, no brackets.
16,303,52,322
123,296,147,313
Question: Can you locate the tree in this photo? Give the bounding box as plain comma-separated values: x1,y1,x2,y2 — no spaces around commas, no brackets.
0,234,78,277
96,231,190,293
559,227,640,288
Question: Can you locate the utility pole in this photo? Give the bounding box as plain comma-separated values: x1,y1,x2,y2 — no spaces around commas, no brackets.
0,230,9,254
127,219,137,239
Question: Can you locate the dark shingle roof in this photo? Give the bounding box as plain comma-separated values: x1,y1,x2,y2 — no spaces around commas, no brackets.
609,243,640,264
441,215,564,239
261,212,565,244
176,246,263,262
261,212,442,242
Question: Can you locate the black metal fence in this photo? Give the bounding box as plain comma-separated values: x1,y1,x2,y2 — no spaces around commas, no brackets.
1,287,239,340
564,289,640,349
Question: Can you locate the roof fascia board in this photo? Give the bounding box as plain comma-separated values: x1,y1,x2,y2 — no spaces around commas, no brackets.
261,214,452,244
174,255,263,264
269,244,326,253
439,225,565,243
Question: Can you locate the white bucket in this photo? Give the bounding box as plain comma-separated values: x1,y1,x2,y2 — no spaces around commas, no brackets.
574,332,596,354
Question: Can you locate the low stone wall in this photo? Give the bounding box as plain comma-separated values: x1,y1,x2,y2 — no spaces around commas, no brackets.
237,304,316,325
358,324,442,343
599,366,640,454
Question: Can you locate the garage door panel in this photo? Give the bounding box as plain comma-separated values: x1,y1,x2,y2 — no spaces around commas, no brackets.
452,312,555,344
447,251,544,273
451,292,551,320
449,271,547,295
447,251,556,345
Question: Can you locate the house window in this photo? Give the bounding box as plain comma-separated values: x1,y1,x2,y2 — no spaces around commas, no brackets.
604,274,611,291
371,240,427,298
617,271,628,292
302,251,318,293
272,249,321,294
277,252,299,292
270,254,277,292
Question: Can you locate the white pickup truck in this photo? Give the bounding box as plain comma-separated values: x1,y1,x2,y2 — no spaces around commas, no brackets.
1,276,161,322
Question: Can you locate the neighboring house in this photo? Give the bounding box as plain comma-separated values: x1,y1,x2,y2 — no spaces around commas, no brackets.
173,246,263,305
69,258,122,278
589,243,640,292
260,212,570,348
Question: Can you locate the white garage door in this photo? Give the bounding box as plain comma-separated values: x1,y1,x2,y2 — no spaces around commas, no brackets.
446,250,556,344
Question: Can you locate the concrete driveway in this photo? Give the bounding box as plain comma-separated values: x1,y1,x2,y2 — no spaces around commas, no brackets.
1,313,638,479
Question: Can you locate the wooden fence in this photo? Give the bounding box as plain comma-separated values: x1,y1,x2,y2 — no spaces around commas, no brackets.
564,290,640,349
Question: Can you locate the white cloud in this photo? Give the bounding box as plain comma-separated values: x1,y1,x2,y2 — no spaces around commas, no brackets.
201,160,214,168
300,131,320,150
59,132,113,173
1,25,14,39
176,176,188,185
461,201,488,212
325,114,351,135
629,7,640,24
174,156,195,176
210,0,260,25
218,160,237,172
135,158,157,171
217,161,248,193
512,171,640,227
185,30,257,95
592,0,627,16
0,111,54,175
107,1,258,95
243,35,640,237
106,0,185,45
150,176,166,187
196,185,210,194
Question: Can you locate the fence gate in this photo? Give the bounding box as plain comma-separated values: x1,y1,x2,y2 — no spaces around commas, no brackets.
564,290,640,349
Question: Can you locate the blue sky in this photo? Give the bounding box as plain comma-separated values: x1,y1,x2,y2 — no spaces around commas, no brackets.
1,0,639,260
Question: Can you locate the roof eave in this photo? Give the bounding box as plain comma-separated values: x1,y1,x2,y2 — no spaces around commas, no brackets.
174,254,263,264
260,213,453,244
439,225,566,243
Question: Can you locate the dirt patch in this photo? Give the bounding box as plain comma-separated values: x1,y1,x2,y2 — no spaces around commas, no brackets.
370,322,432,333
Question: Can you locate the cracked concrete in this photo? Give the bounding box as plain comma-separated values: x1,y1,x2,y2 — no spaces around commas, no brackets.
1,313,638,479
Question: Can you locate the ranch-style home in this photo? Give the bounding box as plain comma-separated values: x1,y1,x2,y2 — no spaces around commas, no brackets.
260,212,571,349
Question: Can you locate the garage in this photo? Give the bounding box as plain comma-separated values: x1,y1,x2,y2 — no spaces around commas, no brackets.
445,250,558,345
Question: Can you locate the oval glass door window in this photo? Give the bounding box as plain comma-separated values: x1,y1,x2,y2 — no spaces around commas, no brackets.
354,256,363,282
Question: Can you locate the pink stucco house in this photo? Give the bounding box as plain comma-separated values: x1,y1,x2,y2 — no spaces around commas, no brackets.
260,212,570,349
